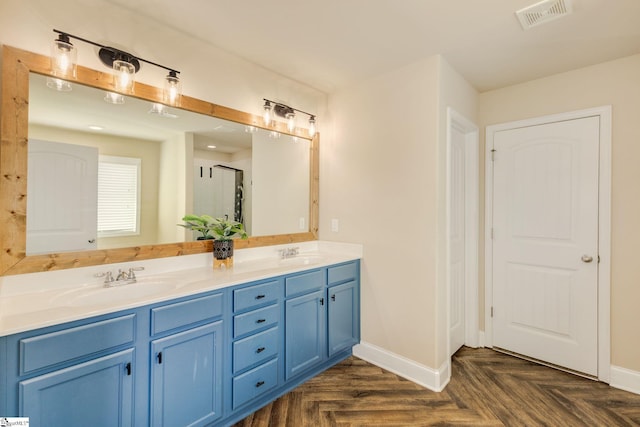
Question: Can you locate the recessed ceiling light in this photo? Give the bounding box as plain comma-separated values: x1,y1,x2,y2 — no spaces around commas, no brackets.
207,145,217,149
88,125,104,131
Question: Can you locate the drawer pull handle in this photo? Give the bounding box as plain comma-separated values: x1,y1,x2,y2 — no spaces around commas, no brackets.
256,381,265,388
125,362,132,376
255,294,266,300
157,352,163,364
256,318,266,324
256,346,266,354
320,297,325,306
331,294,336,302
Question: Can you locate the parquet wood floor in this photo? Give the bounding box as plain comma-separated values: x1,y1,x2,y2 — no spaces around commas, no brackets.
233,347,640,426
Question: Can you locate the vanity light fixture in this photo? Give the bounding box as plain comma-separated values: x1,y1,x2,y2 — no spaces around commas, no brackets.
50,29,182,104
263,100,273,126
308,116,316,137
48,32,77,91
262,98,317,137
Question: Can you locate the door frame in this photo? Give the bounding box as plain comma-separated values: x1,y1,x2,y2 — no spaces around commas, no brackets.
484,106,612,382
446,107,480,355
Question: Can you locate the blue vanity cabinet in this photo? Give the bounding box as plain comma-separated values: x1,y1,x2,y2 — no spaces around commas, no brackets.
284,261,361,381
0,259,361,427
284,269,327,380
19,349,135,427
149,291,226,427
230,278,283,411
327,262,360,357
1,312,140,427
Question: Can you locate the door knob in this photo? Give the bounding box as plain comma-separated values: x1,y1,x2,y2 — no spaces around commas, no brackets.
581,255,593,263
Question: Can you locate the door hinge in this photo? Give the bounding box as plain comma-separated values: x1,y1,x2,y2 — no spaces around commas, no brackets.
491,307,494,318
491,149,497,161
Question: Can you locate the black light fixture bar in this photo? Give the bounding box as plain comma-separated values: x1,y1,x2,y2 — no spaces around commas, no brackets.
262,98,314,119
53,29,180,76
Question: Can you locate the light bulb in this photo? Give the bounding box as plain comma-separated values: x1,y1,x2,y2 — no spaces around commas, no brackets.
163,71,181,106
50,34,77,80
308,116,316,137
286,112,296,133
113,59,135,93
263,101,272,126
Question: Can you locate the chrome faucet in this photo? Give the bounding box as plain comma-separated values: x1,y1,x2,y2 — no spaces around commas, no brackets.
96,267,144,287
278,247,300,259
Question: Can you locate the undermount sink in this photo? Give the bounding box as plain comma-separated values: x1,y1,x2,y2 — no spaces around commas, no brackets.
278,254,327,266
57,280,178,307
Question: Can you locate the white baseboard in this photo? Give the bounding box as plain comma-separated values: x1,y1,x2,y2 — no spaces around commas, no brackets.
610,365,640,395
352,341,450,392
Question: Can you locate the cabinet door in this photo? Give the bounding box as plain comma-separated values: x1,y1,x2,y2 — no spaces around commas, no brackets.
20,349,134,427
150,321,223,427
285,290,326,380
328,280,360,357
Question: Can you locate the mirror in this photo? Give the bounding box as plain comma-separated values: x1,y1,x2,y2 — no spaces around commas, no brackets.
0,46,319,275
27,73,311,254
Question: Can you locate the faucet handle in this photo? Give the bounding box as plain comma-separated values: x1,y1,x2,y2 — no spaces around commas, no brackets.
94,271,114,283
127,266,144,280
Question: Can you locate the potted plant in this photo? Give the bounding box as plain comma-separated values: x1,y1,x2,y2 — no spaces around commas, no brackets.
179,214,248,268
178,214,216,240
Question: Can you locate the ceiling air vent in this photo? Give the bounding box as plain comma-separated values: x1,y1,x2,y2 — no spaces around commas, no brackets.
516,0,573,30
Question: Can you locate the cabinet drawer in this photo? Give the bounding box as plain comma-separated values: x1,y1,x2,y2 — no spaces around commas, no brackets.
233,358,278,409
233,280,280,313
151,292,223,335
20,314,135,375
328,262,358,286
285,269,324,297
233,327,278,374
234,304,279,338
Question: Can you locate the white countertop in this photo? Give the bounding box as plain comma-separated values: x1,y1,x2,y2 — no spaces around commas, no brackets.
0,241,362,336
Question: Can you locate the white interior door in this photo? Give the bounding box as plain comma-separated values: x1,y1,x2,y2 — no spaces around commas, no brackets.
27,139,98,254
491,116,600,376
449,126,466,355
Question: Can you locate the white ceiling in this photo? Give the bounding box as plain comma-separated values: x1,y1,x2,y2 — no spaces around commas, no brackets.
101,0,640,93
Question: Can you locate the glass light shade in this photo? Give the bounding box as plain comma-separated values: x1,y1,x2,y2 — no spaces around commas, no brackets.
113,60,135,93
308,116,316,137
104,92,125,104
50,38,77,80
163,72,181,106
286,112,296,133
263,102,272,126
46,77,72,92
149,103,165,115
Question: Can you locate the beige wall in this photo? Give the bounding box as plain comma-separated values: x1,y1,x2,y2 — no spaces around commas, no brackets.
323,55,477,369
478,53,640,372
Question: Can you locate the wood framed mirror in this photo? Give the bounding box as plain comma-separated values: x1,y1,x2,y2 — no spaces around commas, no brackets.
0,46,319,276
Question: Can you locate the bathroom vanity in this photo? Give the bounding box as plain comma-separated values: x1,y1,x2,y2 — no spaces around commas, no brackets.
0,248,360,427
